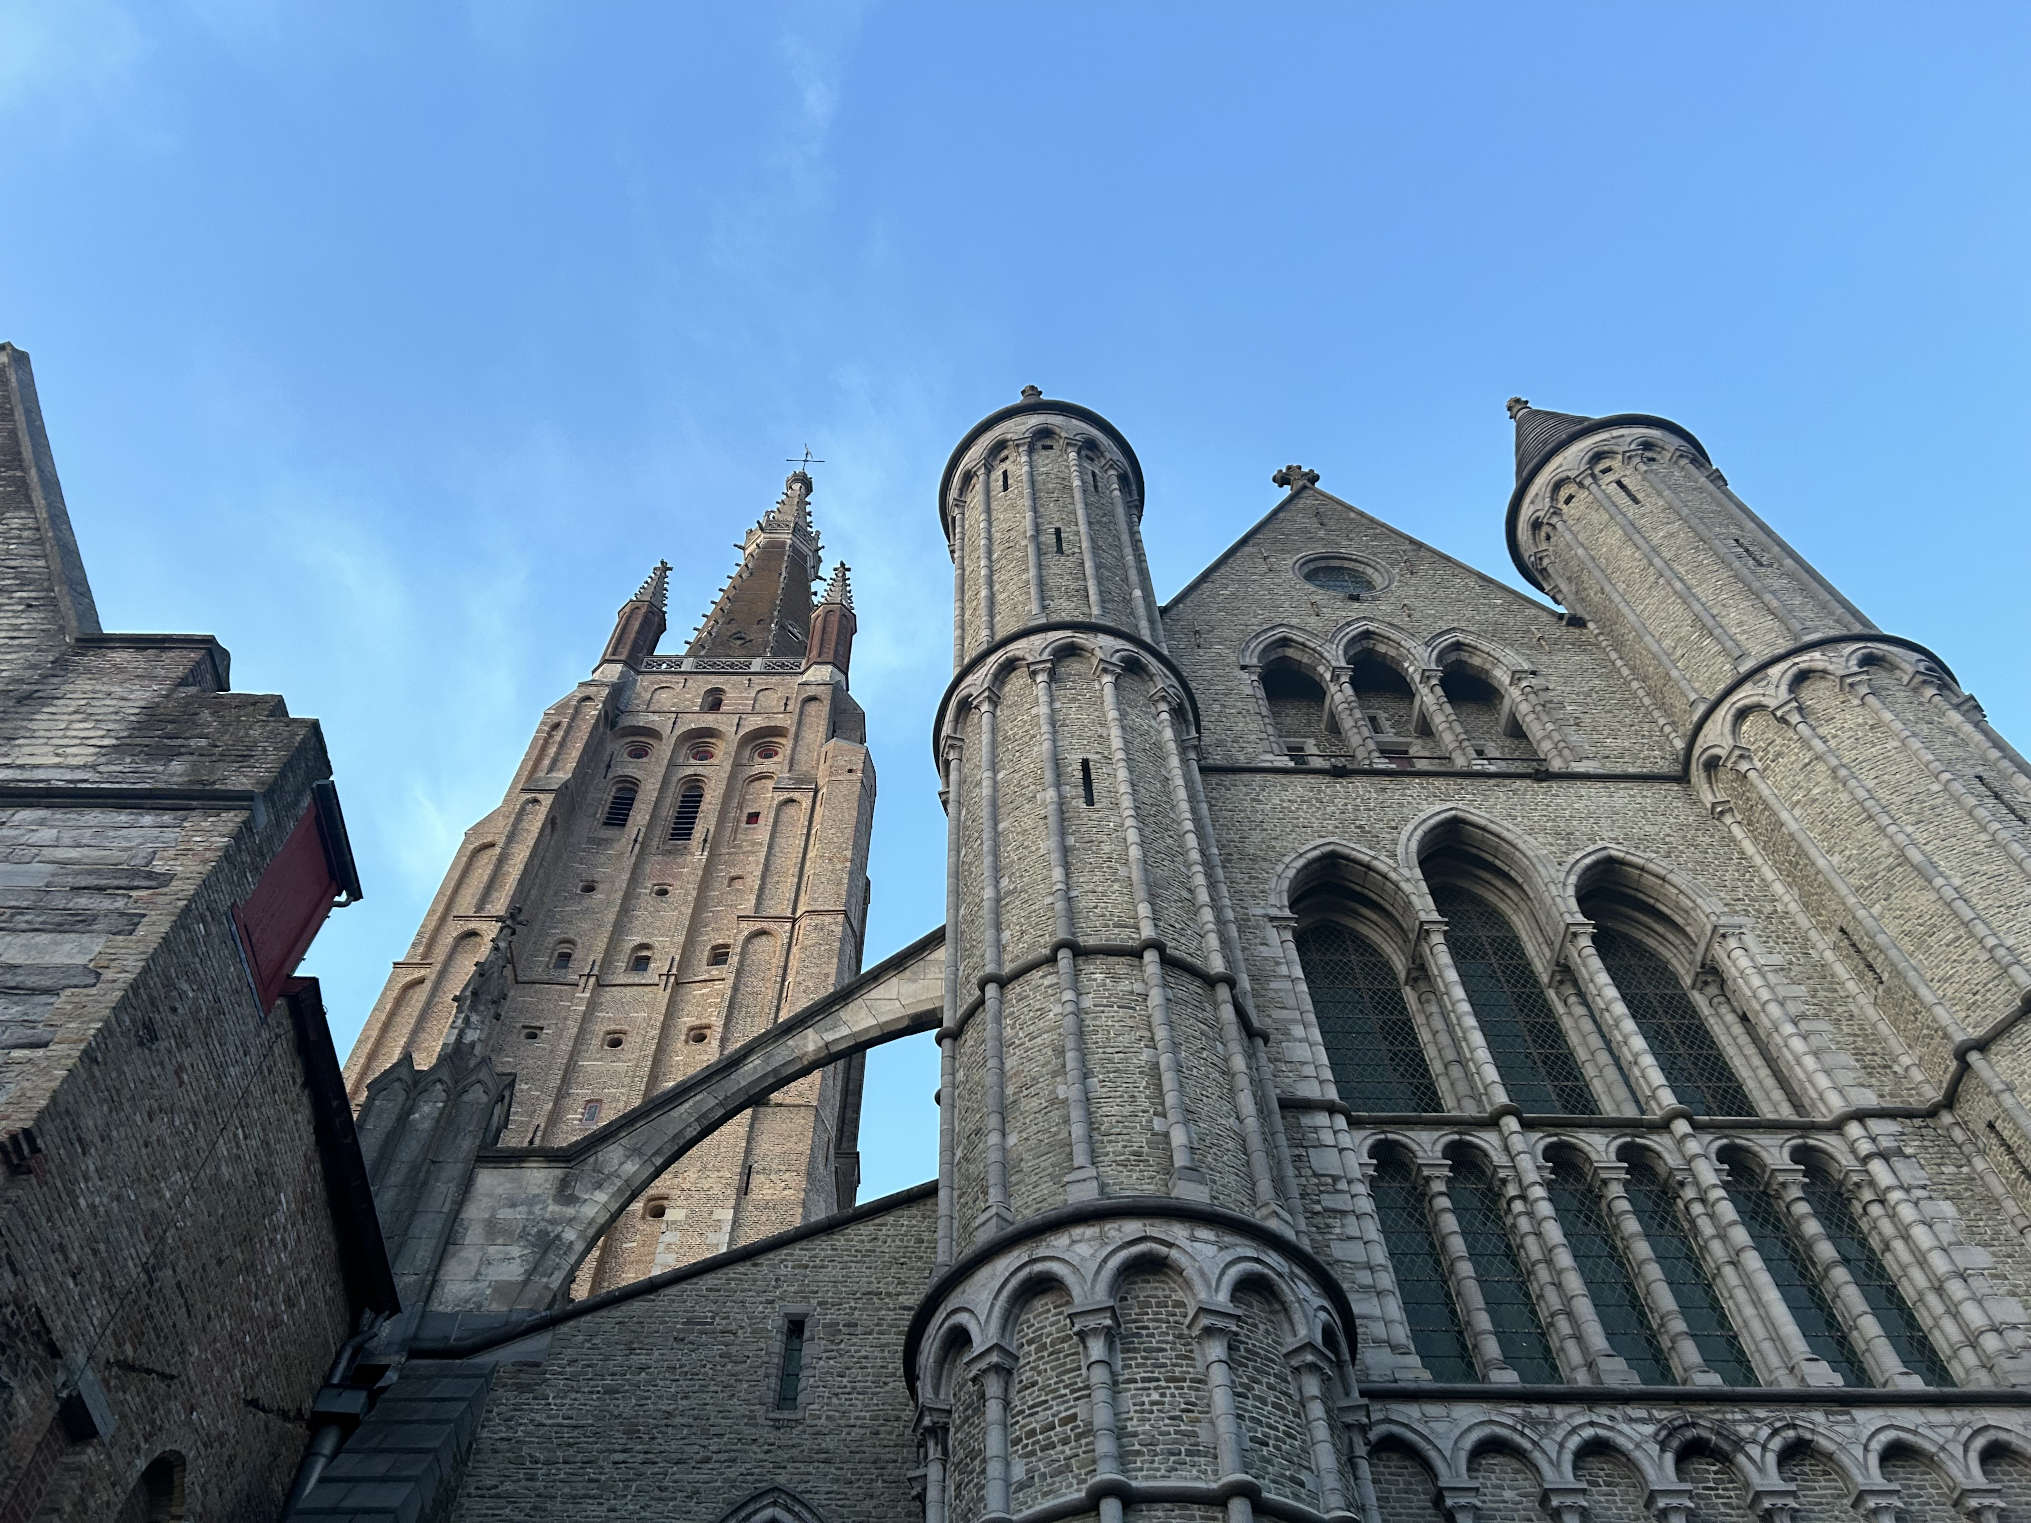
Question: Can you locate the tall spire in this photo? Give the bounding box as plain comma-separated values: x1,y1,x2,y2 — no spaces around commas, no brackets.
600,558,671,669
808,561,857,678
686,472,824,660
819,561,853,612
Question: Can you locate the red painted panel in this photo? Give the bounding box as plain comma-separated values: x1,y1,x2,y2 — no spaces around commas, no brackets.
235,806,339,1011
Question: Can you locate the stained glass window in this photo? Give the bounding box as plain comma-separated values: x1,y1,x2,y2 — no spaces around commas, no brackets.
1449,1153,1561,1382
1434,885,1597,1115
1545,1157,1670,1382
1726,1166,1867,1384
1371,1153,1475,1380
1624,1157,1756,1385
1303,561,1374,599
1296,921,1441,1112
1595,930,1754,1117
1801,1163,1954,1386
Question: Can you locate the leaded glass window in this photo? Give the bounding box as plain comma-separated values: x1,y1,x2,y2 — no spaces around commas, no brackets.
1801,1163,1954,1386
1624,1158,1756,1385
1303,561,1374,599
1296,921,1440,1112
1371,1153,1475,1380
1434,885,1597,1114
1449,1154,1561,1382
1596,930,1754,1116
1725,1167,1867,1384
1545,1157,1670,1382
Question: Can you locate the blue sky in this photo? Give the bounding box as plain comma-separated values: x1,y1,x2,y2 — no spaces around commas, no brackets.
4,3,2027,1198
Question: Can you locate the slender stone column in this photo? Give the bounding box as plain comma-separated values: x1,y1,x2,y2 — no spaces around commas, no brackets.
938,740,964,1269
1106,469,1154,643
1565,926,1679,1117
1416,923,1510,1107
1911,670,2031,794
1505,671,1579,769
1776,697,2031,995
975,693,1013,1234
1497,1155,1623,1382
968,1344,1018,1520
1287,1342,1350,1516
1543,507,1705,712
1327,666,1383,765
1690,972,1792,1116
1028,661,1098,1195
1580,471,1749,668
1596,1165,1720,1384
1551,967,1639,1114
976,470,996,642
1627,452,1808,640
1851,674,2031,881
918,1404,951,1523
1408,970,1478,1113
1153,691,1282,1221
1770,1170,1917,1387
1066,440,1105,619
1242,663,1288,764
1070,1306,1127,1523
1189,1306,1258,1523
950,501,967,668
1018,433,1045,621
1098,660,1203,1195
1415,667,1481,768
1419,1162,1516,1382
1687,1138,1832,1384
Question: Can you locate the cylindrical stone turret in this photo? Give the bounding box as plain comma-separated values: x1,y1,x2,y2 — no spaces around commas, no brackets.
912,391,1366,1523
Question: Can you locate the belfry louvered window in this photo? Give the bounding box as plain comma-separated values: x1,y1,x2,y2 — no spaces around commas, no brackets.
1449,1153,1561,1382
1371,1153,1475,1380
1801,1162,1954,1385
602,780,638,828
1725,1166,1867,1384
1544,1157,1670,1383
668,783,705,842
1624,1157,1756,1385
1433,885,1596,1114
1596,930,1754,1116
1295,920,1440,1112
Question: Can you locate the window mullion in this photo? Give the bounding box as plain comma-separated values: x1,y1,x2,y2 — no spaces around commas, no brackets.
1596,1166,1713,1384
1550,968,1639,1114
1418,1164,1516,1382
1772,1170,1911,1387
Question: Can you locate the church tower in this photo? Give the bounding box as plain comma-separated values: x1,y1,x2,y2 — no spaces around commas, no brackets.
912,391,1368,1523
344,469,875,1294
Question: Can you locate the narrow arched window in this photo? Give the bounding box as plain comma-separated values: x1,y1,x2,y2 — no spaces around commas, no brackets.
1544,1155,1669,1382
602,780,638,828
1433,884,1596,1114
1623,1155,1755,1385
1596,930,1753,1117
1725,1161,1867,1384
1371,1151,1475,1380
1449,1152,1560,1382
702,689,725,712
669,782,705,842
551,943,574,972
1294,920,1439,1112
1263,661,1329,752
628,945,654,973
1801,1160,1953,1385
1440,665,1539,765
1348,653,1428,767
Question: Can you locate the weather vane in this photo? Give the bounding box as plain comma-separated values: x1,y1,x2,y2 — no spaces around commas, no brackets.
787,445,825,472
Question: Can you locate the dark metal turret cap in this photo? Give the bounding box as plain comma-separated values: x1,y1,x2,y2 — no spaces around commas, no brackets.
1501,395,1711,593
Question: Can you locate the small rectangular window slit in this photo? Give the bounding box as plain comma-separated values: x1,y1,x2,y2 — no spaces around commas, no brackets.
777,1317,807,1410
1080,759,1095,806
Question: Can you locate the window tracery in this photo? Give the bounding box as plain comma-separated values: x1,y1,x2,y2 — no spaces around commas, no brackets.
1293,917,1439,1112
1433,884,1596,1114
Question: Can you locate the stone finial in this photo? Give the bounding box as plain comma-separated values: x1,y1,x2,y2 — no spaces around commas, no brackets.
1505,396,1531,420
1020,384,1042,401
1272,464,1320,491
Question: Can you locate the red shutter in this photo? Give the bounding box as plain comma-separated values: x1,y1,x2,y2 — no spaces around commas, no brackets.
234,805,341,1011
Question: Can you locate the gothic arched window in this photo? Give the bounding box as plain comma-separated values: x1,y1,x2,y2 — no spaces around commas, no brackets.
1294,919,1439,1112
1448,1151,1561,1382
1433,884,1596,1114
1596,929,1754,1117
602,780,638,829
702,688,725,712
1800,1159,1953,1385
1544,1154,1670,1382
1370,1151,1474,1380
1724,1159,1867,1384
1623,1154,1755,1385
1261,660,1340,763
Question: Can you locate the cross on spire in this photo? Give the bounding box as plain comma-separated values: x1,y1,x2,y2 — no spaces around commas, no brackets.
787,445,825,472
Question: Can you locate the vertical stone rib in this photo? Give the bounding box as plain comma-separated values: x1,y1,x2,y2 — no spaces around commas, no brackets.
938,741,964,1269
951,502,968,668
1028,660,1098,1194
977,472,997,643
1581,473,1750,668
1019,434,1045,621
1419,1164,1515,1381
1066,443,1105,618
1598,1167,1717,1384
976,695,1012,1232
1631,454,1809,640
1107,473,1154,643
1097,661,1201,1193
1854,678,2031,882
1547,509,1705,712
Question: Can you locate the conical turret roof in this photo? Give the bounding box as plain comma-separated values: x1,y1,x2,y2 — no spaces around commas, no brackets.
1507,397,1602,489
819,561,853,613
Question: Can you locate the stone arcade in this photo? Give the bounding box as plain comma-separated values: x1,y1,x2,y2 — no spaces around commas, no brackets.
10,352,2031,1521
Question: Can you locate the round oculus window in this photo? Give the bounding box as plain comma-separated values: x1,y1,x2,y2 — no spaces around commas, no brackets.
1301,561,1375,598
623,742,653,760
687,744,717,762
753,744,782,762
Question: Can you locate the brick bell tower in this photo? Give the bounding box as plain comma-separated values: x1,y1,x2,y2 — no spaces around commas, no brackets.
909,390,1373,1523
346,468,875,1297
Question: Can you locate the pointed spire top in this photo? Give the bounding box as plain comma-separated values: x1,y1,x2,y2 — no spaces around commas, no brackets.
761,468,819,542
632,558,671,610
1507,396,1600,487
819,561,854,612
